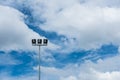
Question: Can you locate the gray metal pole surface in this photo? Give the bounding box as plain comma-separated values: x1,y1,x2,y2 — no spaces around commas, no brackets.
38,45,41,80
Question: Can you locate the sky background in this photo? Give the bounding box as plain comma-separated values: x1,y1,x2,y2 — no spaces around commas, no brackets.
0,0,120,80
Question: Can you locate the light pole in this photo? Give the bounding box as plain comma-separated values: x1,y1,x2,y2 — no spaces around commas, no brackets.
32,39,48,80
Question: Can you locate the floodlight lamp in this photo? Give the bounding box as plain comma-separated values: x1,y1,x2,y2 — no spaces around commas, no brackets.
43,39,48,45
38,39,42,44
32,39,36,45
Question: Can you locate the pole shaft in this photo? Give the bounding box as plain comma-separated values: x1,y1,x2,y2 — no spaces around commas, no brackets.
38,46,41,80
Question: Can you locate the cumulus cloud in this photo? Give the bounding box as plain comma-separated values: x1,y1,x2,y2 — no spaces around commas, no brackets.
78,69,120,80
0,5,58,52
82,0,120,7
39,2,120,50
0,72,37,80
0,5,40,51
38,54,120,80
80,55,120,72
1,0,120,52
60,76,77,80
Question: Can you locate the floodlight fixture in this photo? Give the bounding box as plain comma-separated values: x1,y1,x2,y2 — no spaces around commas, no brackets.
43,39,48,45
32,39,36,45
32,38,48,80
38,39,42,44
32,39,48,46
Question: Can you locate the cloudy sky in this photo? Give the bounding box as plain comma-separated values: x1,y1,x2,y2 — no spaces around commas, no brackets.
0,0,120,80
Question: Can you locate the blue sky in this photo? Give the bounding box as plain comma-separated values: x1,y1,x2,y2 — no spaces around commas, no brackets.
0,0,120,80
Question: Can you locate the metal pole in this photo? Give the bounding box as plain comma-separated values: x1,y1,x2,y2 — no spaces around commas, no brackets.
38,45,41,80
32,39,48,80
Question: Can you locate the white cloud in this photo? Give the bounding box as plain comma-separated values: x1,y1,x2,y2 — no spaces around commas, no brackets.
60,76,77,80
0,72,37,80
38,54,120,80
0,5,40,51
82,0,120,7
35,1,120,50
78,69,120,80
1,0,120,52
0,5,59,52
80,55,120,72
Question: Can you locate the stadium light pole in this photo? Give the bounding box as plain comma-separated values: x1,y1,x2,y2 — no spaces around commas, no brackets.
32,39,48,80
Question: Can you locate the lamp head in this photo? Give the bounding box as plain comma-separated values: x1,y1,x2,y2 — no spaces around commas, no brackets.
32,39,36,45
38,39,42,44
43,39,48,45
32,39,48,46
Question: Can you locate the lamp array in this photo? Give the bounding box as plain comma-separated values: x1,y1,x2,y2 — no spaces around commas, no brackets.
32,39,48,46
